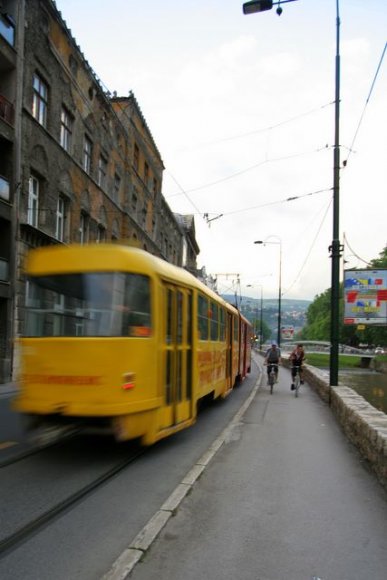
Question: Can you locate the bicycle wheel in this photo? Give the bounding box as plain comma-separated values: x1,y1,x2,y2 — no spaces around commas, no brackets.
269,372,275,394
294,373,300,397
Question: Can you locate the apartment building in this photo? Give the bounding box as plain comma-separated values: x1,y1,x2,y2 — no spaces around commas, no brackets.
0,0,199,382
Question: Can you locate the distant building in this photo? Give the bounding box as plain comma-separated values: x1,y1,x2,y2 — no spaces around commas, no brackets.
0,0,199,382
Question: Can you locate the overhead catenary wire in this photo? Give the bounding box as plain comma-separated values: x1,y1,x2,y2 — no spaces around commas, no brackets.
343,233,372,267
343,41,387,168
282,197,333,297
166,145,331,199
181,101,335,149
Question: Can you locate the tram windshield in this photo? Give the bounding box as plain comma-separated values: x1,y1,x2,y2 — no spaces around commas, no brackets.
24,272,151,337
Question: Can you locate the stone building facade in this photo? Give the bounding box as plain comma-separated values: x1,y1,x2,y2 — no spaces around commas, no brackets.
0,0,199,383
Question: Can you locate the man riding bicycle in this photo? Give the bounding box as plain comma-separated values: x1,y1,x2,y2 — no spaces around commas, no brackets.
264,341,281,384
289,344,305,390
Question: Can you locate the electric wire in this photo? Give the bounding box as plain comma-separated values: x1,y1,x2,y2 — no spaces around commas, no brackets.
182,101,334,149
343,233,372,266
282,197,333,297
343,41,387,168
166,146,330,199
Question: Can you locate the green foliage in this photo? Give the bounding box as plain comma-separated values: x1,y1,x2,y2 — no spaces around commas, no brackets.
302,288,331,340
251,318,271,343
301,245,387,346
370,245,387,268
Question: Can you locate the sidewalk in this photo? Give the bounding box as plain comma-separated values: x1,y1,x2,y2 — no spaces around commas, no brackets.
107,351,387,580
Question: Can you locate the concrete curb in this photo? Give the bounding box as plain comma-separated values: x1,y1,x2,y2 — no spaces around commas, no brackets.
101,358,262,580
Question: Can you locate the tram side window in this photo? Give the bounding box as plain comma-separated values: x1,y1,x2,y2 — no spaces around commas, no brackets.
234,317,239,342
210,301,219,341
198,294,209,340
219,307,225,341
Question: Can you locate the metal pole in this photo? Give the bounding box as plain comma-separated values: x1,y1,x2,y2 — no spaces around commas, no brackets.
329,0,342,390
277,242,282,347
260,286,263,350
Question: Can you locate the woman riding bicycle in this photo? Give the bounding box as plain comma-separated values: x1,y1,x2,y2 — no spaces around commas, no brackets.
289,344,305,390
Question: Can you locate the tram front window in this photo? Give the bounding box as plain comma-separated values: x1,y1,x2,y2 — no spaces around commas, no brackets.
24,272,151,337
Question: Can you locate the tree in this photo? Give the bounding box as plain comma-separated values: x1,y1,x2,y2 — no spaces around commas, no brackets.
252,318,271,344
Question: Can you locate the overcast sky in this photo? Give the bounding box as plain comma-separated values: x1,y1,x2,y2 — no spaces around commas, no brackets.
55,0,387,301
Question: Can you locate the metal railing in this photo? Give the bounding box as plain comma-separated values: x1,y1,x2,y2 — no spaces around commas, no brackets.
0,94,14,125
0,258,9,282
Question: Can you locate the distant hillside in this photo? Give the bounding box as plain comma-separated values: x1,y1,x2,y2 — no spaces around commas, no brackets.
221,295,311,338
221,295,311,312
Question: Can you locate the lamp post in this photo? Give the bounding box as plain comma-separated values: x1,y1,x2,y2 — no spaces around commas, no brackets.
254,237,282,347
243,0,342,391
247,284,264,350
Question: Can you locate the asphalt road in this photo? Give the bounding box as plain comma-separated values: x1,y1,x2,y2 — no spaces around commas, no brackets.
0,359,260,580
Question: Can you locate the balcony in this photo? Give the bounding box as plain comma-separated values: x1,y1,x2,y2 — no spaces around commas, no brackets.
0,94,14,126
0,257,9,282
0,13,15,47
0,174,10,201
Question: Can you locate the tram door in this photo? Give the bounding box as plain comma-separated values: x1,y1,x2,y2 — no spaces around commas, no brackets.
162,284,193,427
226,312,233,390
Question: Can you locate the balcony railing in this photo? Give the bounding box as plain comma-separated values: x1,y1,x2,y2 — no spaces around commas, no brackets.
0,174,10,201
0,258,9,282
0,94,14,125
0,12,15,46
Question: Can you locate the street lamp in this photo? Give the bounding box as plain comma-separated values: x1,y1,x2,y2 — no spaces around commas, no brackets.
243,1,298,16
247,284,264,350
244,0,342,390
254,237,282,347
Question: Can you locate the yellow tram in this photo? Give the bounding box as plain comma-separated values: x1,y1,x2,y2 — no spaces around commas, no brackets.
15,244,252,445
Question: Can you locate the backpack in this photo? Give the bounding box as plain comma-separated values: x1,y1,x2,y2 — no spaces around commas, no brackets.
266,347,280,363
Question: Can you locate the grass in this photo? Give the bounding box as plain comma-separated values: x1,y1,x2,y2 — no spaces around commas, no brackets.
305,353,367,369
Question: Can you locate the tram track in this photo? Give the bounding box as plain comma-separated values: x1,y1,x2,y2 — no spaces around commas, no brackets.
0,443,147,558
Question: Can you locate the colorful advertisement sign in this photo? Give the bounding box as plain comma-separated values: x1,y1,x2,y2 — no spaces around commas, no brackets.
281,326,294,340
344,269,387,326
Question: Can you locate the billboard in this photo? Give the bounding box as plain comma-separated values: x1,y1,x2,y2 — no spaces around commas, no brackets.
281,326,294,340
344,269,387,326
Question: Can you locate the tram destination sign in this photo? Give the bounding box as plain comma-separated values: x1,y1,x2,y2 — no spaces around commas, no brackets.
344,268,387,326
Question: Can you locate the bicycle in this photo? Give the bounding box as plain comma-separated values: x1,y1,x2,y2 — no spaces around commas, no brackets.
291,366,302,397
267,363,279,394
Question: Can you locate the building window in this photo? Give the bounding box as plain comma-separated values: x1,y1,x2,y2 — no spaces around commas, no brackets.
79,213,89,244
69,54,78,77
153,178,158,197
56,196,67,242
131,191,137,214
32,73,48,127
28,176,39,227
133,143,139,172
60,107,73,152
83,135,92,174
113,173,121,203
144,162,149,187
98,155,107,188
97,225,106,243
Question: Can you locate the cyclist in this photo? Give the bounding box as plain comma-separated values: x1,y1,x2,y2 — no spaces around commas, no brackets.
264,341,281,384
289,344,305,390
